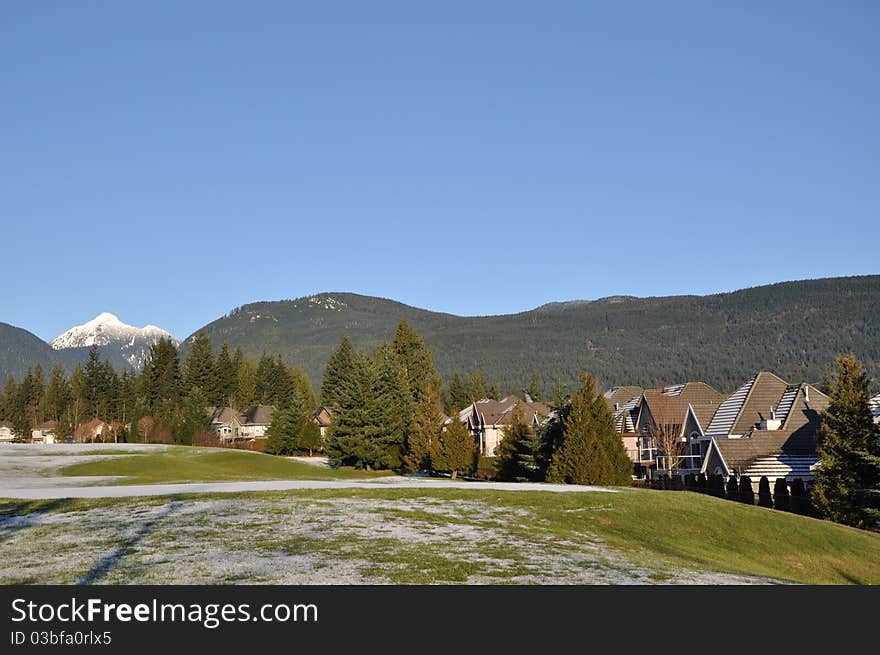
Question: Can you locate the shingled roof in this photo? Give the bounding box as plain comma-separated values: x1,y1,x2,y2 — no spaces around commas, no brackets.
704,382,829,476
459,396,551,428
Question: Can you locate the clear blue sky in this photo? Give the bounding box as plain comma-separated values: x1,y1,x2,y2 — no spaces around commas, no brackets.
2,1,878,342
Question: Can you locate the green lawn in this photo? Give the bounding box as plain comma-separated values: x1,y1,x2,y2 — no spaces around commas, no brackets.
3,486,879,584
59,447,390,484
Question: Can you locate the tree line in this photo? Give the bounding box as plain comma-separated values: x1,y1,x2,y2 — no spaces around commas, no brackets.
0,333,315,444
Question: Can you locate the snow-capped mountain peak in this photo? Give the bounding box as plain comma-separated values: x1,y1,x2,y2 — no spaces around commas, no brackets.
50,313,179,369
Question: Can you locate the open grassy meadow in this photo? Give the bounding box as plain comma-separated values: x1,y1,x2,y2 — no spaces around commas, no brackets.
2,481,879,585
57,447,391,484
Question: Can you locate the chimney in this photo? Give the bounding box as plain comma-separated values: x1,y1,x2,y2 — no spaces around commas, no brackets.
759,405,782,431
804,386,810,403
614,402,620,412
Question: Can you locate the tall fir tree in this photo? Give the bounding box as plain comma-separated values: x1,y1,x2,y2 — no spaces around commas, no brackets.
265,407,322,456
212,343,238,407
469,371,487,400
813,354,880,528
183,331,214,395
402,377,444,473
495,409,543,481
432,416,474,479
546,374,633,485
142,337,182,419
235,358,257,409
391,320,439,406
445,372,469,414
320,335,356,409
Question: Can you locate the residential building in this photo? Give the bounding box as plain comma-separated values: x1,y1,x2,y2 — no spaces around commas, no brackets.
31,420,57,444
605,386,643,464
0,420,14,443
74,419,124,443
312,405,333,438
208,405,275,441
633,382,726,478
700,372,830,484
870,393,880,425
459,396,551,457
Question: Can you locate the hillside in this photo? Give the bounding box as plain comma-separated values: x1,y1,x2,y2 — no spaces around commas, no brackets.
0,323,60,381
186,275,880,393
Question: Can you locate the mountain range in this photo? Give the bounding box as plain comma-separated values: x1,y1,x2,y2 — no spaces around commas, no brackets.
1,275,878,392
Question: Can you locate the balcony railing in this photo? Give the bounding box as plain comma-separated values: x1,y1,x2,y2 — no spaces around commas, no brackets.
654,453,703,471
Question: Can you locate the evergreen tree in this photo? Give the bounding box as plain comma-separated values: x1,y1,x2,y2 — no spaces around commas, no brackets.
68,364,86,430
813,354,880,528
495,409,543,481
254,353,278,405
183,331,214,395
320,335,356,409
371,344,414,469
212,343,237,406
83,346,103,419
0,374,17,419
757,476,773,508
790,478,810,515
445,372,470,413
738,476,755,505
142,338,181,419
325,353,386,469
432,416,474,480
235,358,257,408
469,372,487,400
43,364,71,423
546,374,633,486
174,388,211,446
773,478,791,512
527,375,543,402
10,406,31,442
265,407,322,456
726,475,740,501
402,377,444,473
391,320,438,406
487,379,503,400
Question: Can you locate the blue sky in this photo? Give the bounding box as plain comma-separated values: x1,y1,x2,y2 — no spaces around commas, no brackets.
2,1,877,341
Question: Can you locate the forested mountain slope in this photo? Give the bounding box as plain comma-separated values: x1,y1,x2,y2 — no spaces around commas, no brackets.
185,275,880,392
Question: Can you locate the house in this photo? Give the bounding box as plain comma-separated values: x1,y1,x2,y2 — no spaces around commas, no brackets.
209,405,275,441
458,396,551,457
312,405,333,438
604,386,643,465
700,371,830,484
0,420,14,443
633,382,726,478
74,419,124,443
31,420,57,444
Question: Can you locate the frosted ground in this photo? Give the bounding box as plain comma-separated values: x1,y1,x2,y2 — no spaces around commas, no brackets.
0,444,779,584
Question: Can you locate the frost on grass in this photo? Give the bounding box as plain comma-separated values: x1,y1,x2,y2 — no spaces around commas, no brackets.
0,494,778,585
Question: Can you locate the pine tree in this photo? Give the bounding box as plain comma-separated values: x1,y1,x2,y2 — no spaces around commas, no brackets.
392,320,438,406
402,378,444,473
174,388,211,446
0,374,17,420
142,338,181,420
469,372,487,400
212,343,237,407
325,353,385,469
546,374,633,486
813,354,880,528
183,331,214,395
43,364,71,423
254,353,278,405
320,335,356,409
433,416,474,479
265,407,322,456
235,358,257,409
371,344,413,469
495,409,543,481
445,372,470,413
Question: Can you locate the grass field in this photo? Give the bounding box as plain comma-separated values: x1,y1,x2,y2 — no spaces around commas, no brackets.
2,486,879,585
58,447,390,484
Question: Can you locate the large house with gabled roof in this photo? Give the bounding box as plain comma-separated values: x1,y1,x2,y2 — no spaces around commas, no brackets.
459,396,551,457
700,371,829,483
208,405,275,441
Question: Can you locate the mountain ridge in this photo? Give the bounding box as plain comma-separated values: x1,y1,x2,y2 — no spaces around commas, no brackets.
2,275,878,392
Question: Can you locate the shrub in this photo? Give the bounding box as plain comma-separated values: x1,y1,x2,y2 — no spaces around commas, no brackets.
758,476,773,508
773,478,791,512
738,476,755,505
696,473,707,493
726,475,739,501
790,478,809,515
